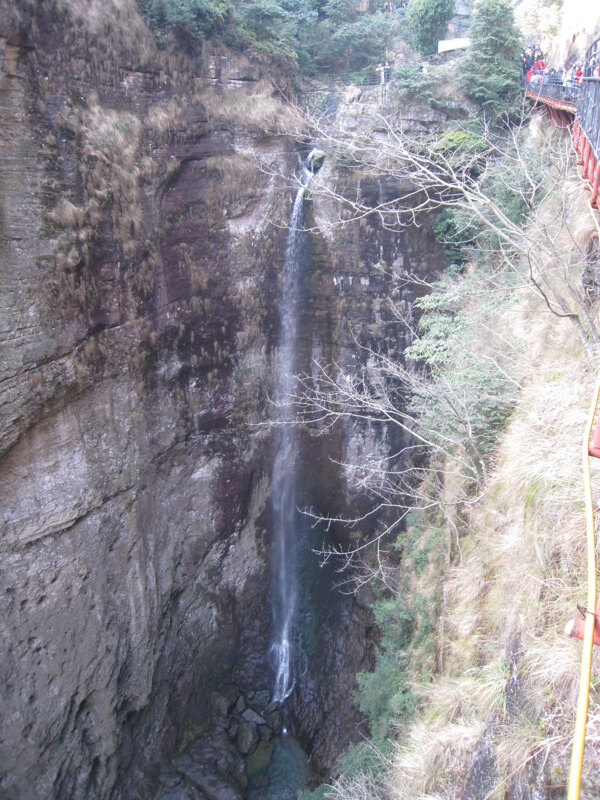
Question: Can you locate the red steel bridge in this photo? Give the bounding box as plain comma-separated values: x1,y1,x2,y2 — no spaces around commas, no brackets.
525,36,600,210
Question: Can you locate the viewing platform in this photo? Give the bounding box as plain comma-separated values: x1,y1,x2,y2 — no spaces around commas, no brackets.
525,36,600,208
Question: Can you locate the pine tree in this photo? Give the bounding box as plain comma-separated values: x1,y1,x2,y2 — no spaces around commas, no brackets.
460,0,522,113
407,0,455,55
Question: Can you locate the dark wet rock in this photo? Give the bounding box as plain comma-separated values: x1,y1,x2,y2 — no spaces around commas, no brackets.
236,721,259,755
211,685,240,719
234,695,246,715
227,721,239,741
241,708,265,726
265,707,283,735
249,772,269,790
355,584,376,609
507,778,532,800
461,722,497,800
245,740,274,778
259,725,272,741
0,5,447,799
172,754,242,800
235,768,248,792
289,597,376,774
248,689,270,711
185,731,245,782
157,787,207,800
506,753,552,800
159,771,185,789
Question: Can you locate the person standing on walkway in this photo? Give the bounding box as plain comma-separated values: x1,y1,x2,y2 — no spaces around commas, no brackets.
376,62,385,102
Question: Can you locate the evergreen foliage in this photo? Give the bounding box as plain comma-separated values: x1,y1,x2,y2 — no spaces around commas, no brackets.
406,0,454,55
433,209,467,263
392,62,437,100
313,3,393,73
137,0,399,72
432,124,543,262
405,270,519,470
459,0,522,113
137,0,230,43
230,0,318,68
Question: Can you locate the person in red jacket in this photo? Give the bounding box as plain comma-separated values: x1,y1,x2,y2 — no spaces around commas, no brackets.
575,63,583,84
535,57,546,71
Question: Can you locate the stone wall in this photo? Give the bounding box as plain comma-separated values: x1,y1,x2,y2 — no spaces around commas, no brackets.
0,3,445,798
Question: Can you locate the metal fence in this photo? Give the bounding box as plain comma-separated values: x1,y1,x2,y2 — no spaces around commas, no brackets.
584,36,600,77
525,75,579,106
578,36,600,159
578,78,600,160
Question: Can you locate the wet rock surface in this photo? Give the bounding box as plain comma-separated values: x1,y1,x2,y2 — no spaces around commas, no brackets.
0,3,445,799
157,787,207,800
163,687,288,799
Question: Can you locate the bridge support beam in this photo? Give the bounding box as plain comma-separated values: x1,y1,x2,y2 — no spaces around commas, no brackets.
592,162,600,208
583,140,592,179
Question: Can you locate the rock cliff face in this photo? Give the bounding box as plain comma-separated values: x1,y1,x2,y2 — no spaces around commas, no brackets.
0,3,444,799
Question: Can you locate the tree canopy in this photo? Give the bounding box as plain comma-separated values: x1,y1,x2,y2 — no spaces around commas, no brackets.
137,0,402,73
406,0,454,55
459,0,522,113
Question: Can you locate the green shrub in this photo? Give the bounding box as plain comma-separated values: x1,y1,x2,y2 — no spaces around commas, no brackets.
459,0,522,113
356,651,417,741
373,598,415,650
405,266,519,470
138,0,397,73
433,209,468,263
406,0,454,54
228,0,318,68
138,0,230,42
392,62,436,101
313,2,401,73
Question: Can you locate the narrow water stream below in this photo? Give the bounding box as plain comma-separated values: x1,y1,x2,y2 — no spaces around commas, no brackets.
246,735,312,800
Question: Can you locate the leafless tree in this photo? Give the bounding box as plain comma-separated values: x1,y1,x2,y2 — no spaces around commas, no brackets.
265,97,599,590
269,98,600,347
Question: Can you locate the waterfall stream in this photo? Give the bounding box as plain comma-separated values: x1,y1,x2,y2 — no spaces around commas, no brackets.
270,160,315,704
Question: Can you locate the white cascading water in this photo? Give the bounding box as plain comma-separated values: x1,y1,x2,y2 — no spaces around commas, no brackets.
270,158,315,704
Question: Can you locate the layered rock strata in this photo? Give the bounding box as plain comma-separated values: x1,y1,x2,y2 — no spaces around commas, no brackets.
0,3,444,798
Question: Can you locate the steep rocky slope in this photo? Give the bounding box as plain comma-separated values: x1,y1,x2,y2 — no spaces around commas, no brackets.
0,3,445,798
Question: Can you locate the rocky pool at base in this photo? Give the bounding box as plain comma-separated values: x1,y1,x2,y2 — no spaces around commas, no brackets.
246,735,312,800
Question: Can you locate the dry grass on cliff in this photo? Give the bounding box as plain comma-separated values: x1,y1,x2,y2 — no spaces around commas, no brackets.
56,97,143,258
51,93,157,312
376,144,600,797
146,99,187,144
383,319,600,800
55,0,156,68
194,81,304,134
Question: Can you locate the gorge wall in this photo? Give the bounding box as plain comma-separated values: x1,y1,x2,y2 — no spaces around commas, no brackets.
0,3,444,798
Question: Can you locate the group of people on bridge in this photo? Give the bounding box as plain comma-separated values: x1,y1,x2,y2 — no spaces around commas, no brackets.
522,43,600,94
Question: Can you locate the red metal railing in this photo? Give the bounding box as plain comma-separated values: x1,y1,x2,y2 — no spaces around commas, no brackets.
527,36,600,209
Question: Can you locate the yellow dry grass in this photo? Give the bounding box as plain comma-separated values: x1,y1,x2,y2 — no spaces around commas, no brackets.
385,130,600,799
51,92,148,312
54,0,156,67
146,99,186,143
389,323,600,798
193,81,304,134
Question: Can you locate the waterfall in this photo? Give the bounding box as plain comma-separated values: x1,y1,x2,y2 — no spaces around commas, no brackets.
270,157,318,704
